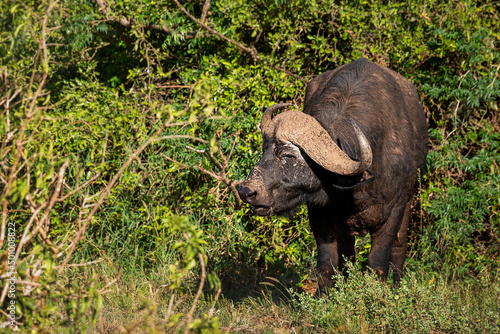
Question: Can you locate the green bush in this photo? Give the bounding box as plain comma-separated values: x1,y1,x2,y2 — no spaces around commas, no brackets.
416,124,500,277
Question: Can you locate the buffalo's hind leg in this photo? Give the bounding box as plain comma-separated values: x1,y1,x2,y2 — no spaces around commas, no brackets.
368,201,408,282
389,201,411,285
309,207,355,296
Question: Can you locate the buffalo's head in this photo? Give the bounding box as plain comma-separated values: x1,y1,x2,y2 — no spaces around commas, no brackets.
238,103,372,216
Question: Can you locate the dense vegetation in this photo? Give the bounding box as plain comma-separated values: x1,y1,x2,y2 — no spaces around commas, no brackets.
1,0,499,332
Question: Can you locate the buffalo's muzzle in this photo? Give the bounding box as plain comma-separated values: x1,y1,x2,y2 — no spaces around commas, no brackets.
238,186,257,204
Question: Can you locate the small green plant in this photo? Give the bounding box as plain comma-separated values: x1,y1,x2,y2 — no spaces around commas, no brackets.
288,262,500,333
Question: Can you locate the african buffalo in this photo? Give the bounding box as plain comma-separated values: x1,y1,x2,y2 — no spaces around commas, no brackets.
238,58,428,294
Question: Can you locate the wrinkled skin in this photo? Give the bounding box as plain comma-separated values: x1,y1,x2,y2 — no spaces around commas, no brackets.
239,58,428,295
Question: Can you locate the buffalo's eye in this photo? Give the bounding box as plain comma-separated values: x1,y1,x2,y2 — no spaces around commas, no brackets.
276,143,300,165
280,153,296,160
279,152,296,165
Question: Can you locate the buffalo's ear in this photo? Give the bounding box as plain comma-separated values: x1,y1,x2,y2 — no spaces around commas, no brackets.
303,77,322,106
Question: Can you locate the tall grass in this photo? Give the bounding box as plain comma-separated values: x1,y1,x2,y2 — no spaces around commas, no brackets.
80,259,500,333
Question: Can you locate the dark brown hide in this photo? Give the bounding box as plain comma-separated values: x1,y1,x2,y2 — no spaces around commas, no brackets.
238,58,428,295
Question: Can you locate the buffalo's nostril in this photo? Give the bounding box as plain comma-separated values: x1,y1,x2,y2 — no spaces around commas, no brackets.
238,186,257,204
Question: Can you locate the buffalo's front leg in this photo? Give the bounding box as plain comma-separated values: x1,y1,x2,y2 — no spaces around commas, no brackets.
309,208,355,295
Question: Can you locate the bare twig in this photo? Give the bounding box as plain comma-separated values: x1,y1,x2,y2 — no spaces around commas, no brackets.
173,0,259,61
267,63,308,83
160,153,189,169
153,135,209,144
165,294,176,323
184,245,206,334
57,172,101,202
410,53,433,73
186,146,223,171
161,132,242,208
22,197,60,255
94,0,197,39
155,85,192,90
208,286,221,319
58,258,104,268
98,269,121,294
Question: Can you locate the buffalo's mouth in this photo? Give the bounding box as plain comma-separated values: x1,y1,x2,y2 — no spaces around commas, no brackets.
251,205,273,216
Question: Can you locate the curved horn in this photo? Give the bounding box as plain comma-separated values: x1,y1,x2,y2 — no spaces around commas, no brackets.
259,103,292,132
268,111,372,176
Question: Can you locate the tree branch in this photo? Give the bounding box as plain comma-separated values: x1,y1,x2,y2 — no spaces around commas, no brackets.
200,0,211,24
172,0,308,83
